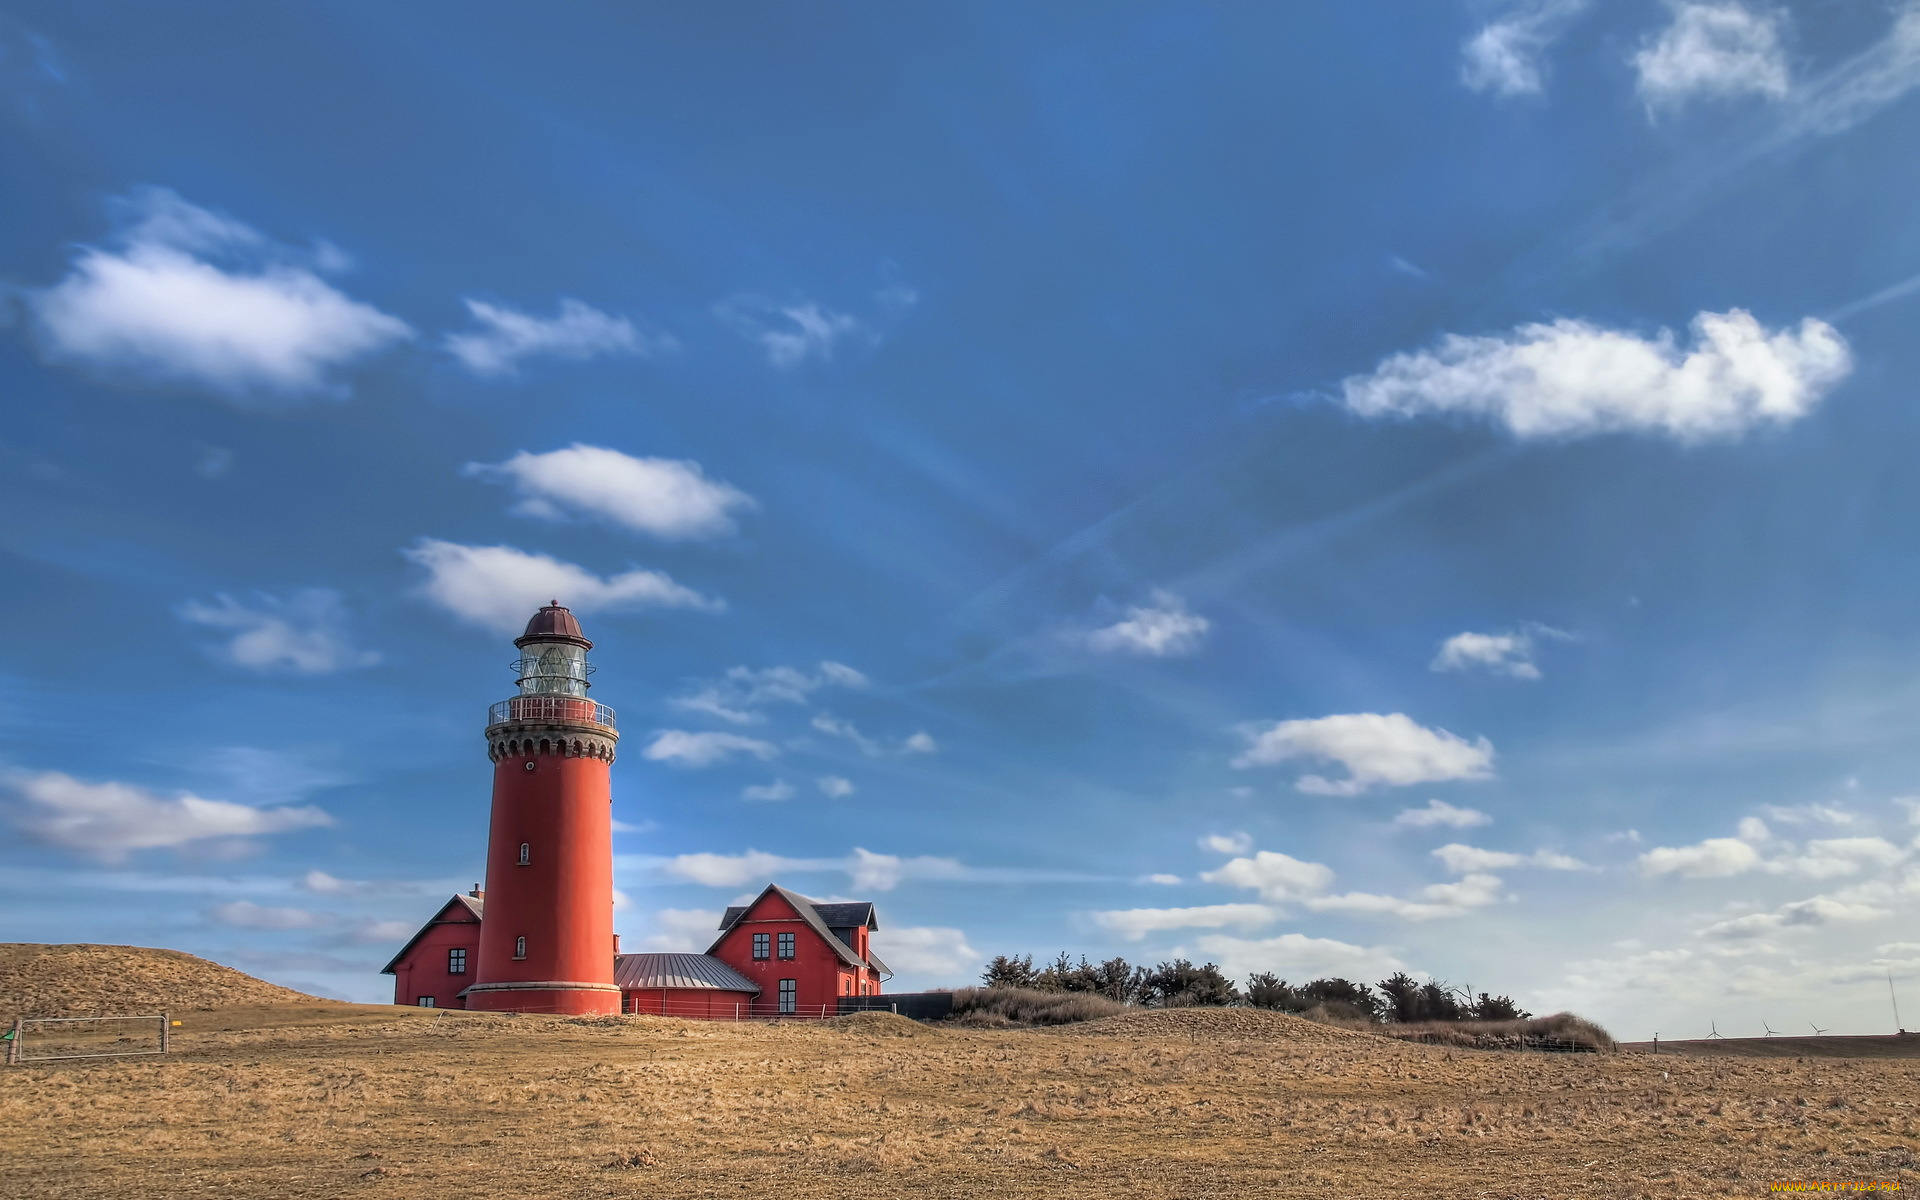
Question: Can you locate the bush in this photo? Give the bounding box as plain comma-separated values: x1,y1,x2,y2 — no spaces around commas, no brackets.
949,986,1126,1026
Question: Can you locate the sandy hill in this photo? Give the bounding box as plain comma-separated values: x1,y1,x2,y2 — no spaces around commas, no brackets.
0,943,326,1020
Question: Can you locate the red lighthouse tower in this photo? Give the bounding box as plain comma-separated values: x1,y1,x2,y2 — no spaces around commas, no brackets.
464,603,622,1015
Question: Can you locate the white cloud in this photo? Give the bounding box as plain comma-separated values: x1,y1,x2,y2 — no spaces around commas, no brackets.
340,918,416,945
741,779,795,802
1760,802,1860,827
28,187,409,399
4,770,330,862
1432,626,1568,679
660,850,797,887
1460,0,1589,97
206,900,330,930
1393,799,1492,830
903,731,938,755
444,297,666,376
642,730,778,769
1233,712,1494,796
715,297,869,368
1090,903,1278,941
817,775,856,799
177,588,379,674
1200,850,1336,903
1195,932,1405,982
1641,835,1764,878
670,662,867,725
1145,873,1182,885
1340,309,1851,443
1308,872,1507,921
403,538,717,635
1635,1,1791,110
1777,837,1907,879
1201,832,1254,855
465,445,754,541
1431,843,1586,873
635,908,724,952
1087,592,1211,657
871,926,979,980
1701,894,1891,939
297,870,423,896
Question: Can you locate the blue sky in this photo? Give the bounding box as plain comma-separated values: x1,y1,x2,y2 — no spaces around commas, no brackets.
3,2,1919,1037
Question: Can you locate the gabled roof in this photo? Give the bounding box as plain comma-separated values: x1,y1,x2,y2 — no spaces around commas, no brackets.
710,884,883,973
614,953,759,993
379,893,483,975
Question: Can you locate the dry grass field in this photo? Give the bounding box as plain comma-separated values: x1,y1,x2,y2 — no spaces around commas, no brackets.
6,1000,1919,1199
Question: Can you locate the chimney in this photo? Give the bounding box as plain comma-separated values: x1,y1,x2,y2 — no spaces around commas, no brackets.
470,884,485,899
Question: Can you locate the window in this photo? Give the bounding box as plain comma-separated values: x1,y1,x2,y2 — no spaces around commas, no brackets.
841,977,850,995
778,979,796,1014
751,932,770,960
777,932,796,960
518,842,530,866
514,936,527,960
418,996,435,1008
448,948,467,975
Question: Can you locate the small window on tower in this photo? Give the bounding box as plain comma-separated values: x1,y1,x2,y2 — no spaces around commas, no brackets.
777,932,796,960
514,936,527,960
448,948,467,975
751,933,770,960
518,842,530,865
418,996,435,1008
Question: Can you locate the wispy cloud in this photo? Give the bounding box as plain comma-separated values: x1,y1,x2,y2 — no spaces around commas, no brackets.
1460,0,1590,97
1432,624,1570,680
1393,799,1493,830
27,187,409,400
670,662,867,725
641,731,778,769
715,297,871,368
444,297,669,376
1091,903,1278,941
177,588,379,673
403,538,718,635
1341,310,1851,443
466,444,755,541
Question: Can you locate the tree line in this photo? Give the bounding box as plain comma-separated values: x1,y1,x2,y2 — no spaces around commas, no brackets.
981,953,1528,1023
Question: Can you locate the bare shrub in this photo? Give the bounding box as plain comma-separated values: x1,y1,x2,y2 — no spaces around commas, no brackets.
1306,1009,1616,1052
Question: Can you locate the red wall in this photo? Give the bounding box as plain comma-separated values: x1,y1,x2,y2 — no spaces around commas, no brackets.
622,988,756,1019
709,893,883,1017
470,748,620,1014
389,908,482,1009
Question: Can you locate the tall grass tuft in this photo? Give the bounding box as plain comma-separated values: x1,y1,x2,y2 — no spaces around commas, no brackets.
1312,1010,1615,1052
948,986,1127,1027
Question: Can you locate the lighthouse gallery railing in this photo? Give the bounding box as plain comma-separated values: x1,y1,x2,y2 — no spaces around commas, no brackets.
488,696,617,729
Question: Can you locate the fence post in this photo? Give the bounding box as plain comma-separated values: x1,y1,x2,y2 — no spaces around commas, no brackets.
6,1018,20,1065
159,1013,171,1054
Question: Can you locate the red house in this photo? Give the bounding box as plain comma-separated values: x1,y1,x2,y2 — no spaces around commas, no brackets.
380,889,484,1009
705,885,890,1017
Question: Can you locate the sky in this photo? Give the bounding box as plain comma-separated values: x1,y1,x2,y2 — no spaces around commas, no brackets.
2,2,1918,1039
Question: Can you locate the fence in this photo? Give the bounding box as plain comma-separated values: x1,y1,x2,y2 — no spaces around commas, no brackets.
6,1014,174,1064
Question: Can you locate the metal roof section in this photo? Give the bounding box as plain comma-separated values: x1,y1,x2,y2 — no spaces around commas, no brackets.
613,952,759,993
814,901,878,930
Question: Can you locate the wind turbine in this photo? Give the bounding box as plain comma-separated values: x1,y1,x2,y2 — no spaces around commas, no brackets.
1809,1022,1829,1036
1763,1021,1779,1037
1707,1021,1724,1039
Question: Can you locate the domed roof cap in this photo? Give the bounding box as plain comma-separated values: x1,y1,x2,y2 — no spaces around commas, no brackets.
514,601,592,649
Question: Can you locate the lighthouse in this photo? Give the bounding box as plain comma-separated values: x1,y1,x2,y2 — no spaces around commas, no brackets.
462,602,623,1015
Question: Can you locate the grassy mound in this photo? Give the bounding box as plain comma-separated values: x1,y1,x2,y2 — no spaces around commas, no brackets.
948,986,1126,1027
821,1011,935,1037
1353,1012,1615,1053
1064,1006,1384,1045
0,943,326,1020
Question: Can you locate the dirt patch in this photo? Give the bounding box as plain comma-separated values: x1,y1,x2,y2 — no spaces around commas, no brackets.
0,944,327,1021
